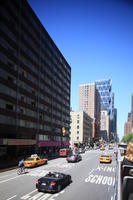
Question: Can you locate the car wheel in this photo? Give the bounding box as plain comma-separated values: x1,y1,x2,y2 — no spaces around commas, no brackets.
17,168,21,175
57,185,61,192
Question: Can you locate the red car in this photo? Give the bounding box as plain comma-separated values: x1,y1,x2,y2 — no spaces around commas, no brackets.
59,148,71,157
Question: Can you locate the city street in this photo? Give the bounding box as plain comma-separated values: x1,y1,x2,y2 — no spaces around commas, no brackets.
0,149,116,200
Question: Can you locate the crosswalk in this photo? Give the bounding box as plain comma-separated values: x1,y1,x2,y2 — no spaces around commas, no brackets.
26,163,76,177
20,189,65,200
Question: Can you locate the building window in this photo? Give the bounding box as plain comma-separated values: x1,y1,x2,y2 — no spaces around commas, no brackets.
7,75,14,82
20,108,24,114
32,90,35,95
77,131,79,134
77,125,79,129
77,136,79,140
31,101,35,107
77,114,79,119
77,120,79,123
21,95,24,102
6,103,13,110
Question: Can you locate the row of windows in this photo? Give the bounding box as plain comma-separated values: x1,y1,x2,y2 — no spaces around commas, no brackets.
1,1,71,77
0,67,70,107
0,20,70,94
0,95,69,122
39,134,68,141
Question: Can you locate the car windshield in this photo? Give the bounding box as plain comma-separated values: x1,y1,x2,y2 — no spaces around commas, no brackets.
101,155,109,157
25,157,34,161
45,172,61,178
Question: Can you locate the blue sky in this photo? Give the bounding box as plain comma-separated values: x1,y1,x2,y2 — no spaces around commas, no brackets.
28,0,133,140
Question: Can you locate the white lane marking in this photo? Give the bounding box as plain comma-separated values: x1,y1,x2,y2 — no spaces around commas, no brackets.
85,174,115,186
21,189,37,199
89,168,95,175
60,190,65,194
28,192,44,200
6,195,17,200
0,173,17,179
47,193,59,200
96,165,115,173
37,193,52,200
0,174,25,184
27,170,49,177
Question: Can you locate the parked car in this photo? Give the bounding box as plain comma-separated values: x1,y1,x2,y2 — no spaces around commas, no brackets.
24,155,48,168
36,172,71,193
99,154,112,163
59,148,71,157
66,153,82,163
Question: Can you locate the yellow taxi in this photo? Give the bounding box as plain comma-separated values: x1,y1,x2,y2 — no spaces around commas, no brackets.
24,154,48,168
100,145,105,151
99,154,112,163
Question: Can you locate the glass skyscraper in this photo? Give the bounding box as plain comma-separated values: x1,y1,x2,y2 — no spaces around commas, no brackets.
95,79,117,141
95,79,113,115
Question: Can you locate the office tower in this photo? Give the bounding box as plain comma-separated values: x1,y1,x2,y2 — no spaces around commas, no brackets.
95,79,117,141
124,94,133,136
95,79,113,114
124,113,132,135
79,83,100,140
0,0,71,160
131,94,133,127
100,109,110,141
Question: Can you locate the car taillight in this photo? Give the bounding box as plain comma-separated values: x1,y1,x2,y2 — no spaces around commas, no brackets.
36,180,39,185
50,182,56,187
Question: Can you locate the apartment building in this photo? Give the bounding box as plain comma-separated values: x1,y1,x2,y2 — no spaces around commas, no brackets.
124,112,132,135
70,111,92,147
124,94,133,136
79,83,100,141
0,0,71,160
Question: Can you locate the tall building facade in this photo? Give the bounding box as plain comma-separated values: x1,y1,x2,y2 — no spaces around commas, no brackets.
95,79,117,141
0,0,71,160
124,112,132,135
131,94,133,127
79,83,100,140
112,108,117,140
95,79,112,114
70,111,92,146
124,94,133,136
100,109,110,141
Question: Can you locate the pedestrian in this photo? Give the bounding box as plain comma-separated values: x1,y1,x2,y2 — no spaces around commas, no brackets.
122,139,133,166
122,139,133,200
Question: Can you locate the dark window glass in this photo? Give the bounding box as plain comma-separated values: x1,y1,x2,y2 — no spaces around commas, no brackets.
6,104,13,110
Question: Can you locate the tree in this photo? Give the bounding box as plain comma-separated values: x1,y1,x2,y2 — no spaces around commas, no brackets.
121,133,133,144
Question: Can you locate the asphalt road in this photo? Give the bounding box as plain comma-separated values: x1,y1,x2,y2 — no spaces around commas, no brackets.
0,148,116,200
